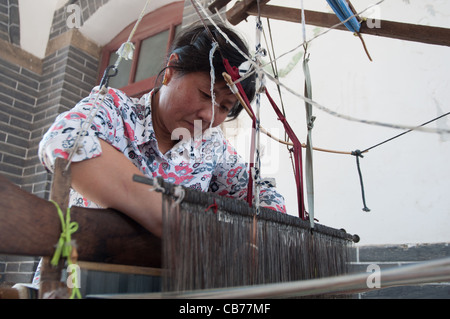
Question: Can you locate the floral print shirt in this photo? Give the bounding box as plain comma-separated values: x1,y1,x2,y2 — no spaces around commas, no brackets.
38,87,286,213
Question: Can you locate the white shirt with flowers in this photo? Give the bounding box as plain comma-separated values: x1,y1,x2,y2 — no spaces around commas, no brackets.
38,87,286,213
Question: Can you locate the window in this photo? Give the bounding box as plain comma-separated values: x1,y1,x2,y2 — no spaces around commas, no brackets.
99,2,183,98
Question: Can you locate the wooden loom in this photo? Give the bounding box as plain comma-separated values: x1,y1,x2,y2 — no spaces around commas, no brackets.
2,1,450,299
2,161,450,299
0,157,358,298
0,159,358,297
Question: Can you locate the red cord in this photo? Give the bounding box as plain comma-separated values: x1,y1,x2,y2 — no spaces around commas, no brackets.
222,59,306,219
205,199,218,214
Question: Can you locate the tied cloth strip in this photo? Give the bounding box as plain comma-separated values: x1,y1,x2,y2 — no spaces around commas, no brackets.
301,0,315,227
50,200,81,299
265,89,307,220
303,52,316,228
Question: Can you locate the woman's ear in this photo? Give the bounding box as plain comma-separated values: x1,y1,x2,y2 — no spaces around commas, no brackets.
163,53,179,85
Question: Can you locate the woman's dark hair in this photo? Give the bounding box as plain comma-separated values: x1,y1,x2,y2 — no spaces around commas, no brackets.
159,22,256,120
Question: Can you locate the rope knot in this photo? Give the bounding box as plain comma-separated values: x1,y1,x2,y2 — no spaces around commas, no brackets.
351,149,364,158
307,116,316,130
50,201,79,266
350,151,371,212
49,200,82,299
173,185,185,205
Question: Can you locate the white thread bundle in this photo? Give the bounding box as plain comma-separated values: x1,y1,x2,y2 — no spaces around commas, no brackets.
208,42,219,129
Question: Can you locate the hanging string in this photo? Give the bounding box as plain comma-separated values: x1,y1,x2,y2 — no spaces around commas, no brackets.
208,41,219,129
300,0,307,45
351,150,370,212
114,0,152,69
301,0,315,227
253,0,264,215
352,111,450,212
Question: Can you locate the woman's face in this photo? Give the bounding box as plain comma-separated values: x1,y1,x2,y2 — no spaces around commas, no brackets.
155,63,238,141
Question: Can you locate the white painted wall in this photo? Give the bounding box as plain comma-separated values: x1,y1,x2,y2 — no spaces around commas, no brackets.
18,0,61,58
227,0,450,245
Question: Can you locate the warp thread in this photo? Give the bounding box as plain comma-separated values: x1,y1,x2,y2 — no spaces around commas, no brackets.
160,182,355,296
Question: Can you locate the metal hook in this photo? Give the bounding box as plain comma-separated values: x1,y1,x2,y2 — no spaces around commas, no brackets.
99,65,118,89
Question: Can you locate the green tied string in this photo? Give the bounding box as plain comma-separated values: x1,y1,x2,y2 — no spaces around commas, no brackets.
49,200,82,299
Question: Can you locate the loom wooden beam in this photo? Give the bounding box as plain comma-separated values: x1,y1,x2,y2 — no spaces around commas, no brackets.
208,0,232,13
226,3,450,47
0,173,162,269
225,0,271,25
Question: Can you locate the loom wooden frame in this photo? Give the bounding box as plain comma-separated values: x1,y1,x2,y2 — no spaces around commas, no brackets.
210,0,450,47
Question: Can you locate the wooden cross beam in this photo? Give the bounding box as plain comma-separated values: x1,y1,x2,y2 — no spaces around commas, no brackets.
0,173,162,269
211,0,450,47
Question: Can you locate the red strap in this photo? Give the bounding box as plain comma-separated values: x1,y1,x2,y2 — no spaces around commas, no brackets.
223,59,306,219
265,88,306,220
223,59,256,207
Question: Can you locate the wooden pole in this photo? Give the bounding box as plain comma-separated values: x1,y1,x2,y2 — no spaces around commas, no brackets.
38,158,72,298
0,288,20,299
226,3,450,47
0,172,162,268
88,257,450,299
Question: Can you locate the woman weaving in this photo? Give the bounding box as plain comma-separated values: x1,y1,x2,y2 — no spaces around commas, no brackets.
38,23,286,238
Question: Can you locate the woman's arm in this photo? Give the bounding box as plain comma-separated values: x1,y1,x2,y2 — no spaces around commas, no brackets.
71,139,163,237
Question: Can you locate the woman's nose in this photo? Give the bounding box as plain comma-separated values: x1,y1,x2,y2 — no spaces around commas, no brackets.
197,103,216,125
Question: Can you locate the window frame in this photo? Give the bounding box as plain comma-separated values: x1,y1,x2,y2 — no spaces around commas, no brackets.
98,2,184,98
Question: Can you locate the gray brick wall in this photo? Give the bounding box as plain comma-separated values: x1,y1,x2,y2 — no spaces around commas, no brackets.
0,255,38,285
350,243,450,298
0,0,20,45
0,46,100,195
25,45,100,199
0,58,38,186
0,43,101,285
0,0,103,287
49,0,110,40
